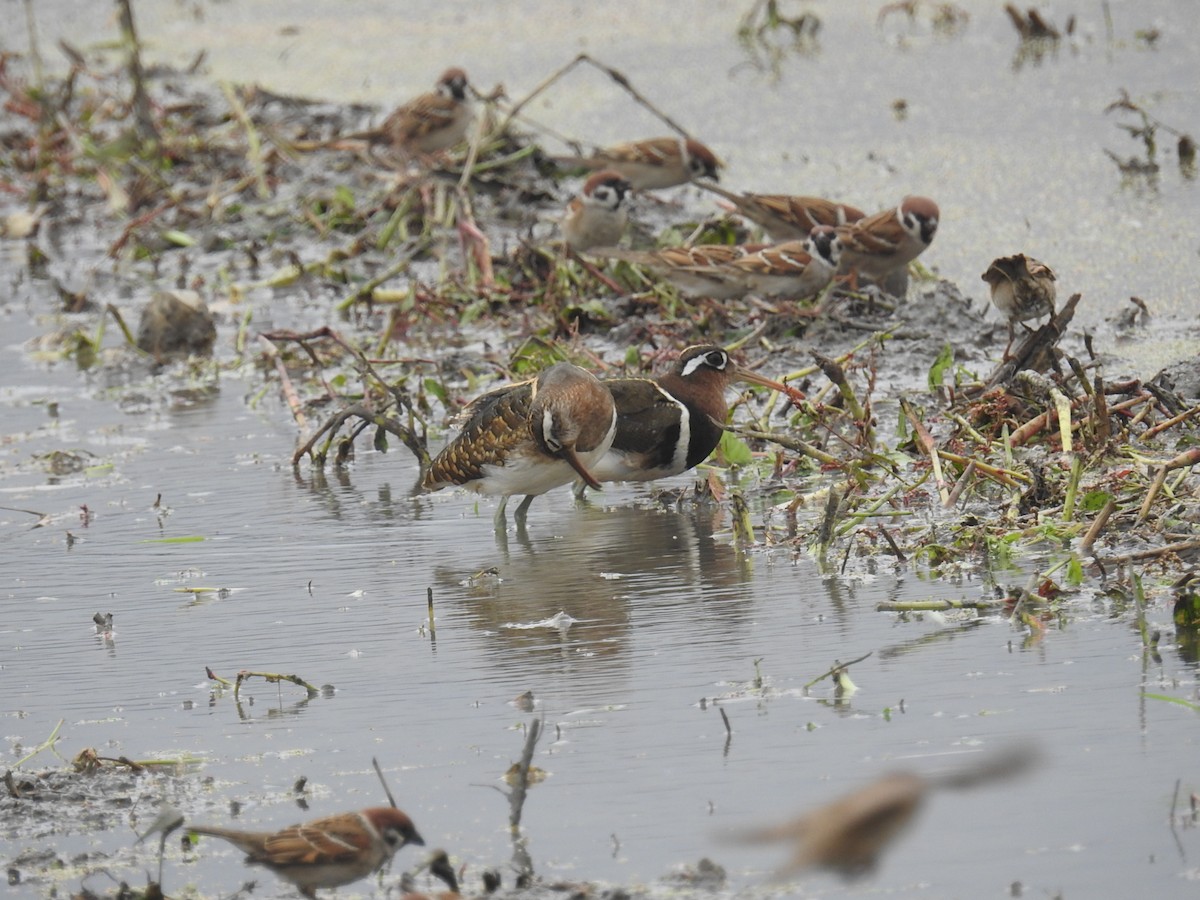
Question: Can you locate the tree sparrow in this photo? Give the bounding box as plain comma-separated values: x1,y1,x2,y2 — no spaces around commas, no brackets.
591,242,757,299
553,137,723,190
188,806,424,898
698,181,866,240
560,170,631,251
374,68,475,156
726,226,842,299
835,196,939,288
982,253,1057,356
592,226,839,302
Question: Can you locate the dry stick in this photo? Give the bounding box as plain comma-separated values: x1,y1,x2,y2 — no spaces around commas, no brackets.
371,757,400,810
1079,498,1118,556
565,246,627,294
1093,374,1112,442
426,587,436,638
1101,539,1200,565
116,0,160,147
803,651,873,690
232,670,320,700
498,53,692,141
1137,446,1200,522
876,598,1001,612
900,399,949,505
935,449,1028,487
944,459,977,508
294,403,429,469
1141,402,1200,440
817,486,841,554
257,335,308,427
264,327,429,466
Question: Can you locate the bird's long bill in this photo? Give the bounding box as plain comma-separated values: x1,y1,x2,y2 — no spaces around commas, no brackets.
732,366,806,404
562,445,603,490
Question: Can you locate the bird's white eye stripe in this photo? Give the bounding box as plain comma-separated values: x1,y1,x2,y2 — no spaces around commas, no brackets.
541,409,562,450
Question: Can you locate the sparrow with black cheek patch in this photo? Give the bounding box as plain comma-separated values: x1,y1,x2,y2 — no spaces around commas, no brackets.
589,243,757,300
698,181,866,241
590,227,839,303
553,137,723,190
726,225,842,300
188,806,424,899
373,68,475,156
982,253,1057,358
560,170,632,251
835,196,939,290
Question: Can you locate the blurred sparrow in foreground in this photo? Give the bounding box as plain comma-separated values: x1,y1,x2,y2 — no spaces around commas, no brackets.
372,68,475,157
591,226,839,302
835,196,939,291
560,170,632,251
731,743,1037,880
982,253,1058,358
553,136,722,190
698,181,866,240
188,806,424,898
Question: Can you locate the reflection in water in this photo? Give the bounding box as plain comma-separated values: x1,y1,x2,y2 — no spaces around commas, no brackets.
431,502,757,688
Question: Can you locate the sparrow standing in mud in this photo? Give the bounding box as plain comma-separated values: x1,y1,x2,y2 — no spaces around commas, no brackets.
982,253,1058,358
373,68,475,157
697,181,866,241
188,806,424,898
553,136,722,190
589,226,840,303
835,196,939,291
560,170,632,251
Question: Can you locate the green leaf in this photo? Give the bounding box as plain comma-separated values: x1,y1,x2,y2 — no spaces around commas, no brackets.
717,431,754,467
373,426,389,453
423,377,448,404
1141,692,1200,712
1081,490,1113,512
927,342,954,391
1066,556,1084,586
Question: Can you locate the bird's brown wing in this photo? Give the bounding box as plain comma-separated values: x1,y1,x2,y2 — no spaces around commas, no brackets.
261,815,375,866
423,381,535,488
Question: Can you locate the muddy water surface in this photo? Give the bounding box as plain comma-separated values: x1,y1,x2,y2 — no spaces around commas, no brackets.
3,1,1200,898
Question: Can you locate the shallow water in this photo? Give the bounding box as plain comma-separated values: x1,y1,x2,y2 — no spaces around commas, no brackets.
3,307,1198,896
3,2,1200,898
